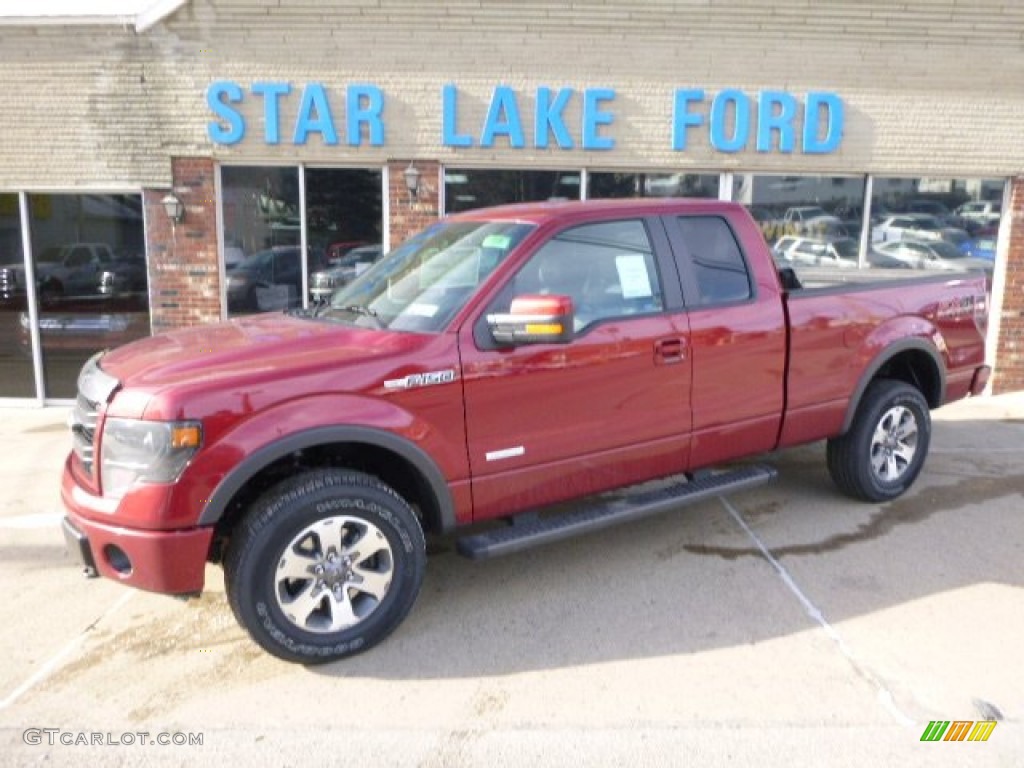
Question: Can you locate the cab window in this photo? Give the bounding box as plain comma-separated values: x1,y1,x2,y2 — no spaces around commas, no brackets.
674,216,752,305
492,219,664,333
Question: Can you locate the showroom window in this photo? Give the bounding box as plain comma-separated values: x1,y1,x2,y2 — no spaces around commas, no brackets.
732,174,867,272
733,174,867,242
870,177,1004,266
444,170,581,214
27,193,148,399
0,193,34,397
589,172,719,199
220,166,382,317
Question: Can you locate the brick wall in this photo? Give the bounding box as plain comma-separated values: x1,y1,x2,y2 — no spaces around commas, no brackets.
388,160,441,248
145,157,221,332
993,177,1024,393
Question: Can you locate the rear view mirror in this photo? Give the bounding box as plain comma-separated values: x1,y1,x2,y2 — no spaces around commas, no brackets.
487,294,574,346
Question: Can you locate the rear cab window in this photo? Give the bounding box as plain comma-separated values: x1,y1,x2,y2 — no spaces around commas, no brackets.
671,216,753,306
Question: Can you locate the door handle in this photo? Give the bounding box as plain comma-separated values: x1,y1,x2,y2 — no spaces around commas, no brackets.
655,338,686,364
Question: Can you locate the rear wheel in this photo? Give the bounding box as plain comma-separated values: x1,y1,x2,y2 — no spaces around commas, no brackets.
225,469,426,664
827,380,931,502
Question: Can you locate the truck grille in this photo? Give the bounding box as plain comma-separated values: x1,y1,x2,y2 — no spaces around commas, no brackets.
70,353,119,475
71,394,100,473
0,267,18,295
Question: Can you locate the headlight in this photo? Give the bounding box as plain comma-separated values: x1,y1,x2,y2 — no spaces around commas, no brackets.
100,418,202,499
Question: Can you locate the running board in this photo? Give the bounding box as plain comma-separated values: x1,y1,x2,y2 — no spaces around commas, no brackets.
456,464,777,560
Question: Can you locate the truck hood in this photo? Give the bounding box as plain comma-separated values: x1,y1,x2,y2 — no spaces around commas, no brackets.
98,312,430,393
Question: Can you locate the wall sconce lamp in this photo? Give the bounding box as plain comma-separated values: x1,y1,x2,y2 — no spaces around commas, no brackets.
403,162,422,203
161,192,185,224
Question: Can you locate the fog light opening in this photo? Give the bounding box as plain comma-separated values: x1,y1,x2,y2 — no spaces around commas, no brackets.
103,544,133,576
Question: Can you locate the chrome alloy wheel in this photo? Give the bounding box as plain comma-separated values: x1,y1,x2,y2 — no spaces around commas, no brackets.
274,516,394,634
869,405,919,483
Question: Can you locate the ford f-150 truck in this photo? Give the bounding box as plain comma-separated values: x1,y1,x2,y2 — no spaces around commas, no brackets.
1,242,115,300
61,199,991,664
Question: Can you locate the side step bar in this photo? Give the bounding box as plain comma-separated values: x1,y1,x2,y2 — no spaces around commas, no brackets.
456,464,777,560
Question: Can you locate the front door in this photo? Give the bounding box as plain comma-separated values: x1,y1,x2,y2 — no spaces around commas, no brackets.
458,217,693,522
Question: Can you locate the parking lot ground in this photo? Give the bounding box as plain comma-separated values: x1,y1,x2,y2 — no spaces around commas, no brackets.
0,395,1021,766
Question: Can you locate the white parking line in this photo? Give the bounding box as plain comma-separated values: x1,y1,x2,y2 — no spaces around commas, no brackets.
0,590,135,712
0,512,64,529
720,497,915,728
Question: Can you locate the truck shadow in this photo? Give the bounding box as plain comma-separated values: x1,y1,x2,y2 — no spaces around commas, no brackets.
311,415,1024,680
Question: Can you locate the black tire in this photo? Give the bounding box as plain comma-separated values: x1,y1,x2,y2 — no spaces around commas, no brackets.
225,469,426,664
39,279,63,302
827,379,931,502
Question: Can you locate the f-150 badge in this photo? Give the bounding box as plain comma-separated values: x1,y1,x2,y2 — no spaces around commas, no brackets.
384,369,457,391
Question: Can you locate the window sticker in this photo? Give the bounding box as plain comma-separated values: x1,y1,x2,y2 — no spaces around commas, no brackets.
482,234,512,249
406,303,439,317
615,254,653,298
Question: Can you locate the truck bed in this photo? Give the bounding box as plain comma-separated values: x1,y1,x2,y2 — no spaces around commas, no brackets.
778,269,989,448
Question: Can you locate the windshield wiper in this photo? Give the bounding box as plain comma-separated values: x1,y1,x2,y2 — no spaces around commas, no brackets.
334,304,384,328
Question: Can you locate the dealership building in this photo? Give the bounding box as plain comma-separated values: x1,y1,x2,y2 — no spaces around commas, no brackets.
0,0,1021,402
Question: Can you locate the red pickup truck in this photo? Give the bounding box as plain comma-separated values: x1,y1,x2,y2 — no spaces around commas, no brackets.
61,199,990,663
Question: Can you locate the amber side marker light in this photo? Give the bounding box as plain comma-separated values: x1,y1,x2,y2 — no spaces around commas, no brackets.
171,425,202,449
524,323,564,335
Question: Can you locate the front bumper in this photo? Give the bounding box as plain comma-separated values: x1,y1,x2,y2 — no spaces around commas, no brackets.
61,469,213,595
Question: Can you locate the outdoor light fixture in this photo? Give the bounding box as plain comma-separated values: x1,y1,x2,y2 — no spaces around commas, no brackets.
403,162,422,202
161,193,185,223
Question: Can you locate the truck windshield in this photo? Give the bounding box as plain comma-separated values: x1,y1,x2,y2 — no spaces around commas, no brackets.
320,220,535,332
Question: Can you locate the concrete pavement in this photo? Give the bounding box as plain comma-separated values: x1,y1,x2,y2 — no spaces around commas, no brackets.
0,394,1021,766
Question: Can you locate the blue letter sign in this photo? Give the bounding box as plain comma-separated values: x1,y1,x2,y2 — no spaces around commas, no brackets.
346,84,385,147
206,81,245,144
293,83,338,145
205,82,844,155
582,88,616,150
803,92,844,153
481,86,526,149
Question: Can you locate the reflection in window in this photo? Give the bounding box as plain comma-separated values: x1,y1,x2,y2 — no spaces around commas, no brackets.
589,172,719,199
28,193,148,399
444,169,580,214
305,168,382,267
870,177,1004,266
732,175,867,265
222,167,301,316
0,193,35,397
325,220,534,333
222,167,384,316
675,216,751,305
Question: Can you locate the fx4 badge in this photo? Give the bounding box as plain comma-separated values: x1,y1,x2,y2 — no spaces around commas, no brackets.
384,369,457,391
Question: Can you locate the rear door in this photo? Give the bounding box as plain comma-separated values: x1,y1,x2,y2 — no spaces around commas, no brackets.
458,216,693,522
663,213,786,467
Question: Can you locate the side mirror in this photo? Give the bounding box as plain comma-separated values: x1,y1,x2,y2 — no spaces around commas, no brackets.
487,294,574,346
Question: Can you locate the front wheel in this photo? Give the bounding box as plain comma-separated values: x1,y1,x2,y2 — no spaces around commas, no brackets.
827,380,931,502
225,469,426,664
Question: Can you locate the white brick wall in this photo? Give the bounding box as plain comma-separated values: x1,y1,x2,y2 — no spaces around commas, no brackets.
1,0,1022,187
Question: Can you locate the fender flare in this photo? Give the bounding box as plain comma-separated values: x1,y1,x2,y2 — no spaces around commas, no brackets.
840,337,946,435
197,425,457,532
